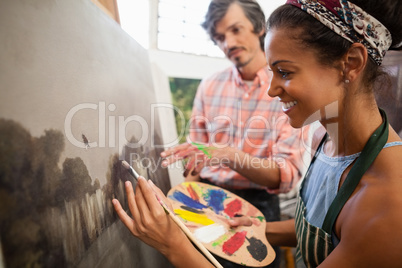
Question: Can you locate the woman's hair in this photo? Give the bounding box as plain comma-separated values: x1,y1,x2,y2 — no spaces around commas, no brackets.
202,0,266,51
267,0,402,92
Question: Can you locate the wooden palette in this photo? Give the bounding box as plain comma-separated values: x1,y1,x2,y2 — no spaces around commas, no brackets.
167,182,275,267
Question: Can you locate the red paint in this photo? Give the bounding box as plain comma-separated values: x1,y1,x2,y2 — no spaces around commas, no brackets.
222,231,247,255
224,199,242,217
187,184,199,201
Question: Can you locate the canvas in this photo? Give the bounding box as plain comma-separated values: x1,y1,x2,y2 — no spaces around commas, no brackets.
0,0,174,267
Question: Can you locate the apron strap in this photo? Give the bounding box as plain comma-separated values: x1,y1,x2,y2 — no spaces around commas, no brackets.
322,109,389,234
299,132,328,191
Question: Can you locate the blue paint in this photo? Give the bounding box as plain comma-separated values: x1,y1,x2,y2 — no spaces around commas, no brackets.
171,191,207,210
204,189,227,214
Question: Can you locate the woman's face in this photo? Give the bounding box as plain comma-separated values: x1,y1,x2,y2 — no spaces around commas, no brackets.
264,27,343,128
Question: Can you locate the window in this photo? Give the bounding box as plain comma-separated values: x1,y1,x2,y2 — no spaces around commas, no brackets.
157,0,224,57
118,0,285,57
117,0,149,49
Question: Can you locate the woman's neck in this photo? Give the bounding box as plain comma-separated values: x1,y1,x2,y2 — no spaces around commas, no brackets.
322,95,382,157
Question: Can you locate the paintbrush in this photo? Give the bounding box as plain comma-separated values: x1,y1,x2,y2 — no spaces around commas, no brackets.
122,160,140,180
121,160,223,268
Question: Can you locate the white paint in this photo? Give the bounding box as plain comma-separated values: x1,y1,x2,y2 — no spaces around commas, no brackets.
194,223,226,244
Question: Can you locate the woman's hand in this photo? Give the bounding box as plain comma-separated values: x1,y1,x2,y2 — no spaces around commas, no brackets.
112,177,186,256
112,177,216,268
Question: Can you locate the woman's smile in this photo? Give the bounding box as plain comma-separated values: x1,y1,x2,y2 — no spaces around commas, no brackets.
282,100,298,112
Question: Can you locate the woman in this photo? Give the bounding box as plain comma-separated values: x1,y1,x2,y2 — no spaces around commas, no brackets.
112,0,402,267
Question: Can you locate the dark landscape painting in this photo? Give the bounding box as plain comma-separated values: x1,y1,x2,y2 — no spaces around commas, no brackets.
0,0,173,267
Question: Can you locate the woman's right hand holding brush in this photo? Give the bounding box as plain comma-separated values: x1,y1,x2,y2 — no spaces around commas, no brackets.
112,177,214,268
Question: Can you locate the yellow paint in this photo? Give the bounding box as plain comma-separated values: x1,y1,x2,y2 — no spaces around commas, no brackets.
174,209,214,225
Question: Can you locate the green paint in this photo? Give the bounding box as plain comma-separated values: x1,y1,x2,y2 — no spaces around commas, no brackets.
191,142,215,159
251,215,265,222
211,234,228,247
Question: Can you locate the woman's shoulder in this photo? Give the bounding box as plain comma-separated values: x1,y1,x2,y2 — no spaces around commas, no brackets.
336,165,402,266
371,140,402,183
372,128,402,179
356,137,402,209
342,130,402,211
337,139,402,247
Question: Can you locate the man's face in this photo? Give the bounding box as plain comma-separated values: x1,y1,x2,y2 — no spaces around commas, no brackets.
212,3,263,68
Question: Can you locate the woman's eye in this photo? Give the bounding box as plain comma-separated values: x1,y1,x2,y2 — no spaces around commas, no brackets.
278,70,291,79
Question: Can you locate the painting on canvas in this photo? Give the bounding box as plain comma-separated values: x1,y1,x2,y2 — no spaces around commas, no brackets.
0,0,173,267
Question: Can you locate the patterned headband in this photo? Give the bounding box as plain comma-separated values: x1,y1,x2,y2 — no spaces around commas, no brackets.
286,0,392,65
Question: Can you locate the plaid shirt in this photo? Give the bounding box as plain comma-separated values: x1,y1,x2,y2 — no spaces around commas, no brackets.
188,66,308,194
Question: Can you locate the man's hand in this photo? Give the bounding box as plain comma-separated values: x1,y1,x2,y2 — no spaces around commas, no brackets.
227,216,253,227
161,142,231,177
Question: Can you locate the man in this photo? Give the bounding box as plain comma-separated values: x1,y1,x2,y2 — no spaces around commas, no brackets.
161,1,307,267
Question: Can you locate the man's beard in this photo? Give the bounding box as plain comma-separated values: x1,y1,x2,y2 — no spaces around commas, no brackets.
233,56,252,68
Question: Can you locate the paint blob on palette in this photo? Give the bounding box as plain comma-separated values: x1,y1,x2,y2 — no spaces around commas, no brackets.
167,182,275,267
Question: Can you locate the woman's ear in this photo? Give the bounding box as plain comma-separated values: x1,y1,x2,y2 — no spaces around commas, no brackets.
342,43,368,82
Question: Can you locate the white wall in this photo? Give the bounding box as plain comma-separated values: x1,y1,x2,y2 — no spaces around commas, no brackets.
149,49,230,79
